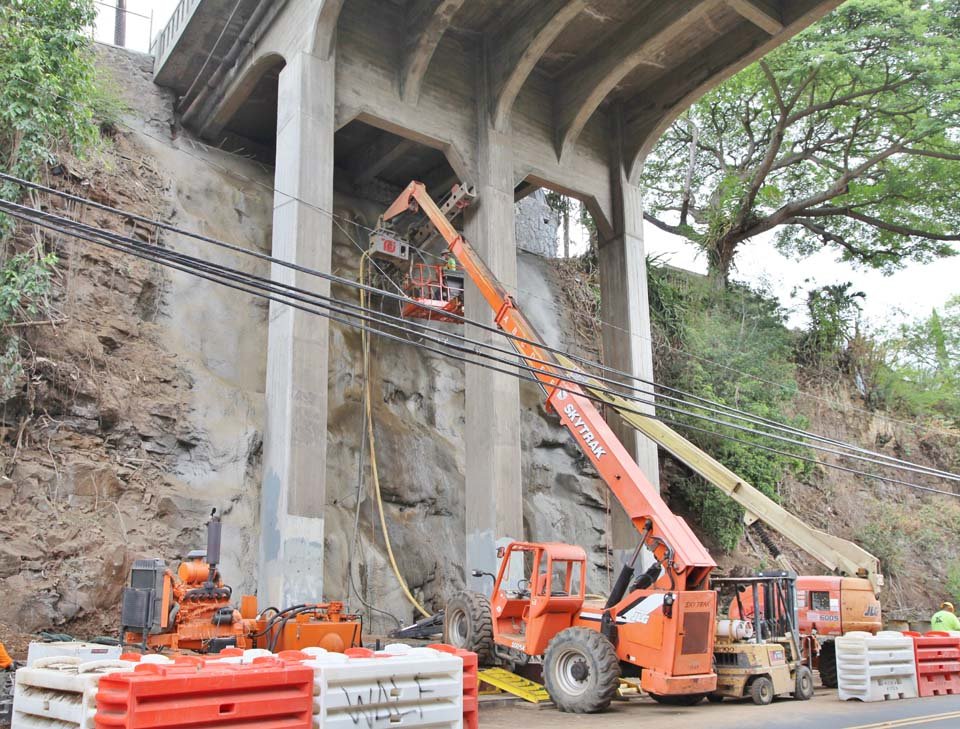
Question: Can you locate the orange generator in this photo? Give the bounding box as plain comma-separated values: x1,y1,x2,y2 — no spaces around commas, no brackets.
120,511,360,654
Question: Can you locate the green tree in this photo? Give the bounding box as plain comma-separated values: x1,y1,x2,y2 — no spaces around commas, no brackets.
647,265,809,550
643,0,960,286
798,282,866,367
0,0,98,207
0,0,99,395
878,297,960,422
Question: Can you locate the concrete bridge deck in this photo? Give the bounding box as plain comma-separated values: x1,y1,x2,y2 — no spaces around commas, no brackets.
151,0,844,607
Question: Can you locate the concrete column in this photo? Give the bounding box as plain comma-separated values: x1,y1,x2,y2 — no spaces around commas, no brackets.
259,50,335,607
463,53,523,591
599,117,660,553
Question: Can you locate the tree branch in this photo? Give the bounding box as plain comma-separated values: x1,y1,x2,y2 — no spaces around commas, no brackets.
902,148,960,162
644,212,687,237
841,210,960,241
785,76,914,125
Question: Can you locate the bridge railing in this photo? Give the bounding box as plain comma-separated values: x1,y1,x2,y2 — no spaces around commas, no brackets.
150,0,202,70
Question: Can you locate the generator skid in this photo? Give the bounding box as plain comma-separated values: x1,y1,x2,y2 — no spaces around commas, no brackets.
121,512,360,654
379,182,718,714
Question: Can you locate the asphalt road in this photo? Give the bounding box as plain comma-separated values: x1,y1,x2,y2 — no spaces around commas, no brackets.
478,690,960,728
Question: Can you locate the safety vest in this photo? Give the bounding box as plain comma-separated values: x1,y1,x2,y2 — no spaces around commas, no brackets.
931,610,960,631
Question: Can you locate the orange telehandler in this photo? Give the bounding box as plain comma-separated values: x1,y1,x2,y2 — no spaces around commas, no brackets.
379,182,719,713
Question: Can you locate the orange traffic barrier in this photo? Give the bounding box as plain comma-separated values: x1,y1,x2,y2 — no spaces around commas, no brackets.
431,643,479,729
94,656,313,728
904,631,960,697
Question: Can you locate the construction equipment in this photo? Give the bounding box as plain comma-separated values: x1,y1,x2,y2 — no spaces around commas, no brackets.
0,642,13,725
710,572,815,705
570,368,883,685
120,511,361,654
380,182,718,713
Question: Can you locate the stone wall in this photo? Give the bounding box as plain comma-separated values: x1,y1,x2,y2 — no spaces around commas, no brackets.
515,190,559,258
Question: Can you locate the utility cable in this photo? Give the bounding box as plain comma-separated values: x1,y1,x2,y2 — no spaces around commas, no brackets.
7,205,959,502
5,188,957,487
359,250,430,618
6,197,960,497
4,174,955,484
4,68,949,439
176,0,245,112
348,389,403,628
13,165,955,482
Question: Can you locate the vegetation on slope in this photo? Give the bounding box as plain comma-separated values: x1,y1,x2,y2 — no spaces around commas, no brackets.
0,0,101,395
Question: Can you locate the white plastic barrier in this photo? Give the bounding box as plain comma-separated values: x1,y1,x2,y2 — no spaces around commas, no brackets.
305,644,464,728
26,643,121,667
11,657,138,729
836,630,919,702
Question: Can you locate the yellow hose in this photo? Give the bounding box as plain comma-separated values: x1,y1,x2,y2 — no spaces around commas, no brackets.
359,252,430,618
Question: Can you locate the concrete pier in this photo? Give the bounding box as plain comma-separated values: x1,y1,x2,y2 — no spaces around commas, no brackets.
153,0,844,604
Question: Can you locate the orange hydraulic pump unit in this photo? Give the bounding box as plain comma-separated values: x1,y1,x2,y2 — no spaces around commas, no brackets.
120,511,360,654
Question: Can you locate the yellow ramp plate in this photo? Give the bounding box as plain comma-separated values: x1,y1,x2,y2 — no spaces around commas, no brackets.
478,668,552,703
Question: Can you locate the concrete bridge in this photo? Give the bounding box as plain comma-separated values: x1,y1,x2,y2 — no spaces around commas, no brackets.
151,0,843,607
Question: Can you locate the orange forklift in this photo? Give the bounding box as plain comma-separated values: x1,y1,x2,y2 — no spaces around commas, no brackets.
378,182,718,713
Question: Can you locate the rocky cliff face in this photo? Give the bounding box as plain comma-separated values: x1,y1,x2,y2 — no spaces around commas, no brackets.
0,46,272,646
321,193,610,630
0,45,609,645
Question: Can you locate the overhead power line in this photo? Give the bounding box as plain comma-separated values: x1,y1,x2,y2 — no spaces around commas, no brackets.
3,172,958,484
5,70,952,439
3,193,959,499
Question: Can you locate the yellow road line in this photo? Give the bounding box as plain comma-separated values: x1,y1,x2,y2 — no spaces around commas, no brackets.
845,709,960,729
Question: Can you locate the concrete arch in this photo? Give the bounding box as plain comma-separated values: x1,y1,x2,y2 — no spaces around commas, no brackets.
622,0,838,181
312,0,349,59
401,0,467,104
490,0,587,131
201,52,287,142
346,110,472,188
516,173,613,243
553,0,723,162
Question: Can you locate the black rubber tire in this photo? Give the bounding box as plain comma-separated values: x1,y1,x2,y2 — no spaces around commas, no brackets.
443,591,494,664
794,665,815,700
649,693,706,706
707,693,724,703
750,676,775,706
818,641,838,689
543,628,621,713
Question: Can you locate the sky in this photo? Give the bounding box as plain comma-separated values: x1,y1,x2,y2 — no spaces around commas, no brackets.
92,0,179,53
559,213,960,330
107,2,960,331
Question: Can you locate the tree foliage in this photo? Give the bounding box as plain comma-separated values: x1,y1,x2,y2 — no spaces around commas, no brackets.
643,0,960,285
0,0,98,197
876,296,960,423
647,263,810,550
0,0,99,393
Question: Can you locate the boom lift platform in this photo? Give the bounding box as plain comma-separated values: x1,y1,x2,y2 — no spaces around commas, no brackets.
379,182,718,713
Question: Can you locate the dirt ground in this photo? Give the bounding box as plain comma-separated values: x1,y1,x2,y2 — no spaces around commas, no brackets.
478,690,960,729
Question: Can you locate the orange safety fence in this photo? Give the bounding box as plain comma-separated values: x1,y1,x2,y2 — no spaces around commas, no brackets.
94,655,313,728
903,631,960,697
431,643,479,729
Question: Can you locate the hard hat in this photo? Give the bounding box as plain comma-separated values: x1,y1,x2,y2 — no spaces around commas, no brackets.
941,601,955,612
